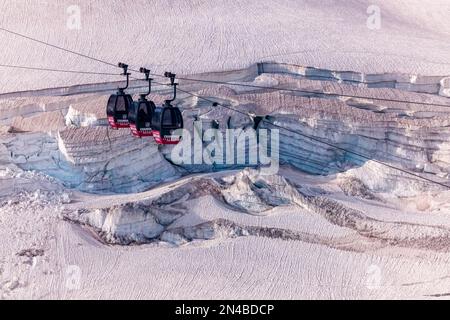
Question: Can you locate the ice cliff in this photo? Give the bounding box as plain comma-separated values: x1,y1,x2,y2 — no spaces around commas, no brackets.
1,63,450,195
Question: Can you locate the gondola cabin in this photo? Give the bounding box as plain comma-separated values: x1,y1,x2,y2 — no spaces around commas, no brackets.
106,90,133,129
129,96,156,137
152,103,183,144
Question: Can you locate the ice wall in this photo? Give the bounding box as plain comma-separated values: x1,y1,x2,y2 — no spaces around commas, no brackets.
3,128,179,193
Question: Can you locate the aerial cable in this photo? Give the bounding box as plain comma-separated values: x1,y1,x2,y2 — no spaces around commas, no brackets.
146,74,450,109
0,27,118,69
1,26,450,109
171,84,450,190
2,27,450,188
0,63,121,76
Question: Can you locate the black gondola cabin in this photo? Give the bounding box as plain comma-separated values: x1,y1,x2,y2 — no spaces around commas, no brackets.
107,90,133,129
152,103,183,144
129,96,156,137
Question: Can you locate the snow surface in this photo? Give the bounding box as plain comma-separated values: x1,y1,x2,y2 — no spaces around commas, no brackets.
1,0,450,94
3,167,450,299
2,0,450,300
